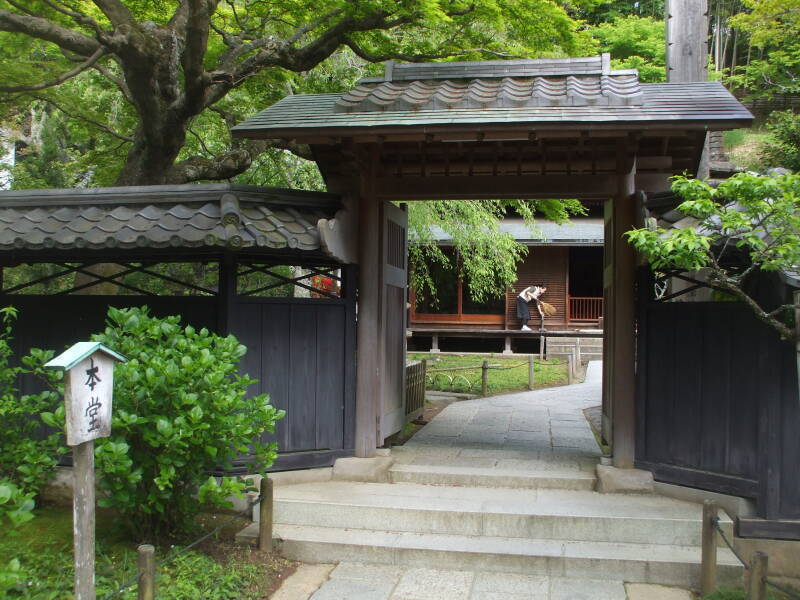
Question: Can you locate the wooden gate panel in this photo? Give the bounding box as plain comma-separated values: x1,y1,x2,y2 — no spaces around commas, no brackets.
779,349,800,518
288,304,318,451
638,297,799,521
316,305,347,451
228,297,354,471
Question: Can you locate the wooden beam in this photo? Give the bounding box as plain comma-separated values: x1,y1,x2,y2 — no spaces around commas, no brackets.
374,174,617,200
611,139,638,468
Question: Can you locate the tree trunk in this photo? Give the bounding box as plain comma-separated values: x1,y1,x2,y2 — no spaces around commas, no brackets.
115,124,188,186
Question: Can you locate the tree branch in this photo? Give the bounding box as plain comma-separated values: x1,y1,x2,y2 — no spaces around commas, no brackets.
34,94,134,142
343,37,457,63
0,9,101,56
0,47,106,93
288,8,345,44
41,0,105,37
90,0,135,29
91,61,135,104
167,138,312,183
182,0,214,115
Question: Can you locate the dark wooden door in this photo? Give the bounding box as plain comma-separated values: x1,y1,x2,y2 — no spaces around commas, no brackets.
381,202,408,440
230,295,356,471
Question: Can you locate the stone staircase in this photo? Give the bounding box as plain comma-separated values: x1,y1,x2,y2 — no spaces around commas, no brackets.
258,463,741,590
240,365,743,593
546,334,603,363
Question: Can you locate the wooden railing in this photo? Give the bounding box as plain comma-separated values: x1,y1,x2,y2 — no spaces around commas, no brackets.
405,359,427,421
568,296,603,323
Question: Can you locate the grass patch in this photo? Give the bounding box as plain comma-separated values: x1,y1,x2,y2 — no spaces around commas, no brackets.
2,505,294,599
703,587,796,600
409,353,568,396
725,127,770,171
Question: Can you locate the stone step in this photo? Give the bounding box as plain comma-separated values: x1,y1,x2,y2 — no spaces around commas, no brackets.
269,481,733,547
389,463,596,491
267,523,743,589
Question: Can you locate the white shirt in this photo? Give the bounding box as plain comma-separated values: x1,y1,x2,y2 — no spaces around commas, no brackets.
518,286,543,302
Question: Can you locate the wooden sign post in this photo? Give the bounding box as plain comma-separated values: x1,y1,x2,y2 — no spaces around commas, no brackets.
46,342,126,600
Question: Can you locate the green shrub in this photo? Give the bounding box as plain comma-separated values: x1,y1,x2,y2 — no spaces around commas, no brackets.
0,306,66,497
763,110,800,172
0,479,35,593
92,307,284,540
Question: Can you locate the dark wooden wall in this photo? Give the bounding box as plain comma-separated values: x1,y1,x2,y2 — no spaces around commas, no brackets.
8,296,220,397
506,246,568,328
636,285,800,536
5,275,357,473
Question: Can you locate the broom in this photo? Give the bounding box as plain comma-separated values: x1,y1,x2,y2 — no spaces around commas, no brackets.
539,301,557,317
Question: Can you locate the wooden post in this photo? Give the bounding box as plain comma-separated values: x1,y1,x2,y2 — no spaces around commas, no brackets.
355,162,381,457
481,360,489,397
666,0,709,83
540,336,545,361
528,355,535,391
748,552,768,600
137,544,155,600
73,438,95,600
567,354,575,385
430,334,440,353
700,500,718,595
259,477,274,552
44,343,125,600
794,291,799,408
611,140,637,469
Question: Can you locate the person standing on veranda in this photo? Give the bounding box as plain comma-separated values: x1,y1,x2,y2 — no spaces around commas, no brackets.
516,285,547,331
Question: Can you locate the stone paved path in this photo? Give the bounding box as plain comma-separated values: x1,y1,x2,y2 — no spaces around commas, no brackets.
310,562,634,600
392,361,602,474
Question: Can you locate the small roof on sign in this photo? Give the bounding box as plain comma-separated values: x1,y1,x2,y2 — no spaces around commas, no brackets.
44,341,127,371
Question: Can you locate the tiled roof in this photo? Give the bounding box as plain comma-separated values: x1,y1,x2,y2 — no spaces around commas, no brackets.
0,184,340,253
336,56,642,113
233,56,753,138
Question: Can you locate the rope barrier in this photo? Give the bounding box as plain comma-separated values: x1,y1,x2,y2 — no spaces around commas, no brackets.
100,495,260,600
766,578,800,599
712,518,750,567
712,517,800,600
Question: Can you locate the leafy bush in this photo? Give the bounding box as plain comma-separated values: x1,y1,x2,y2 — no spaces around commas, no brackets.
0,306,65,497
763,110,800,172
92,307,284,540
0,479,35,593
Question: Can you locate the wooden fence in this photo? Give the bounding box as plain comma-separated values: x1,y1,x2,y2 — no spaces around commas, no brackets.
404,359,427,421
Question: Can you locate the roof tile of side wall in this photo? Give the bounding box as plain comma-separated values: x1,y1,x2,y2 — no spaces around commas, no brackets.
0,185,340,253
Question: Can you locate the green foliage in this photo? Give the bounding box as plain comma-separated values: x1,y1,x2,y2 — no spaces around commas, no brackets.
0,480,35,593
90,306,284,540
729,0,800,98
0,306,66,497
1,504,291,599
702,587,787,600
626,172,800,341
0,0,595,186
590,15,666,82
762,110,800,172
409,199,585,307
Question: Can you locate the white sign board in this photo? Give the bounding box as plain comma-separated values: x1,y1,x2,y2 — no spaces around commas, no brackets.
65,353,115,447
